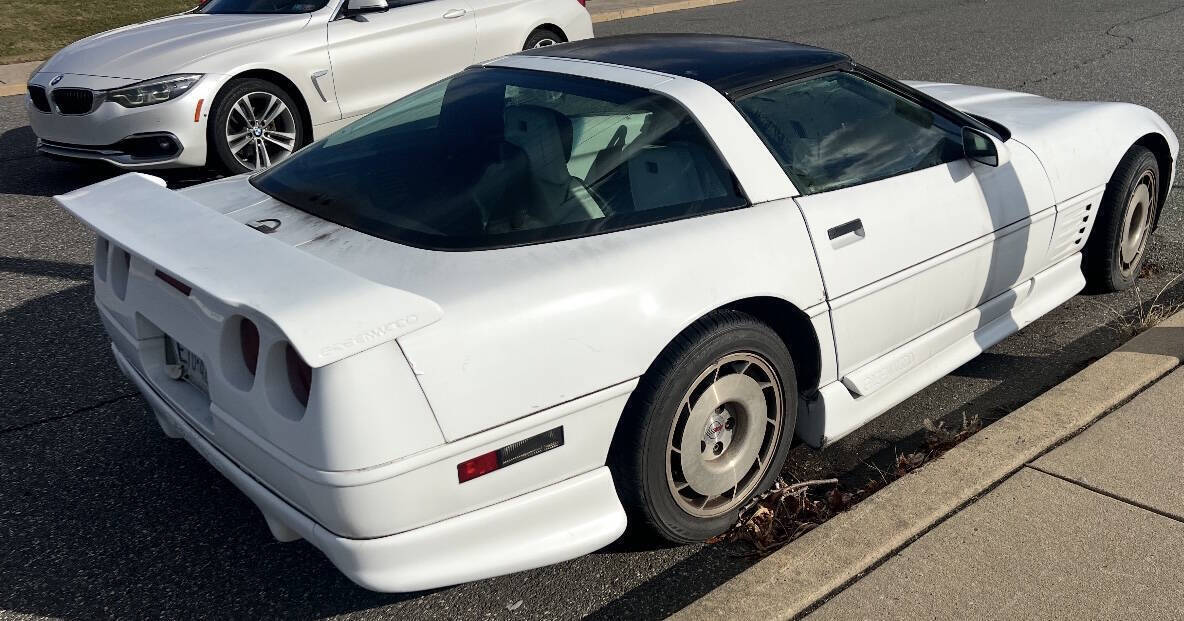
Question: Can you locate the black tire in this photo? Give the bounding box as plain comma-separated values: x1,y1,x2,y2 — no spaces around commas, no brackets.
609,310,798,543
523,27,564,50
209,78,306,174
1082,145,1160,292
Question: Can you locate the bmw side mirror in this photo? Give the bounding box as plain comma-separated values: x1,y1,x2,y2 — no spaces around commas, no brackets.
962,126,1010,167
346,0,389,14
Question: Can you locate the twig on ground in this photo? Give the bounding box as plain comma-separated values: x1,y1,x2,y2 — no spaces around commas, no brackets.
713,414,983,555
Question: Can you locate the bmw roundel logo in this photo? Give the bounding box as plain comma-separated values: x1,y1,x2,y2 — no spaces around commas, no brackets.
50,74,64,86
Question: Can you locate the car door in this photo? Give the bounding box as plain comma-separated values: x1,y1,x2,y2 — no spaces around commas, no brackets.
327,0,477,120
736,70,1049,394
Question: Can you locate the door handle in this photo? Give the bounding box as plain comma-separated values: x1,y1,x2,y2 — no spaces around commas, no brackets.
443,8,466,18
827,218,865,247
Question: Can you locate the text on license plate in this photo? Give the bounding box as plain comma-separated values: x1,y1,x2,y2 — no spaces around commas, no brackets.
165,336,209,396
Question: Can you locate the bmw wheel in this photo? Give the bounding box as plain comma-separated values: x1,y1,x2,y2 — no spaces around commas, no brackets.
523,28,564,50
1083,145,1160,292
210,78,305,174
610,310,798,542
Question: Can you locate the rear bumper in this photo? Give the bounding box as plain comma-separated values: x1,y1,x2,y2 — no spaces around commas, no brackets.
113,344,627,592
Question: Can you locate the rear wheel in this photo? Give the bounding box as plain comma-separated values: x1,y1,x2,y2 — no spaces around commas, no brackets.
1082,145,1160,292
610,310,797,543
523,27,564,50
209,78,305,174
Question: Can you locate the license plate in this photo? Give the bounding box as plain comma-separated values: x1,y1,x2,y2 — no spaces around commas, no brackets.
165,336,209,396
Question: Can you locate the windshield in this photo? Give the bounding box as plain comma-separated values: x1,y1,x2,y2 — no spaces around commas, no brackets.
252,67,746,250
197,0,329,14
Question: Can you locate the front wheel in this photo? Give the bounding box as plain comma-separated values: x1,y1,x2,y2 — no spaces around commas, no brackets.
610,310,798,543
209,78,305,174
1082,145,1160,292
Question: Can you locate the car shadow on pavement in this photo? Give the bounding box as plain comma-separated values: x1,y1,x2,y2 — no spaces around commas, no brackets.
0,124,222,198
0,283,440,618
3,268,1183,619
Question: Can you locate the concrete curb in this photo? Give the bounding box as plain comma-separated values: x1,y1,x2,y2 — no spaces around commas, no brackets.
590,0,741,23
0,60,40,96
672,310,1184,620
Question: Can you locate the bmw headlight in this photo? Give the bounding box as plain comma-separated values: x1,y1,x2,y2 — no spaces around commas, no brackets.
107,74,203,108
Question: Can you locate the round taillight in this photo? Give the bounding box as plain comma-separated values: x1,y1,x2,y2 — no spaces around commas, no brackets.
285,344,312,407
239,318,260,376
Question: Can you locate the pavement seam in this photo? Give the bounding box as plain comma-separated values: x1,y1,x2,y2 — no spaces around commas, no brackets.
791,361,1178,619
791,467,1026,619
0,392,139,435
1025,463,1184,525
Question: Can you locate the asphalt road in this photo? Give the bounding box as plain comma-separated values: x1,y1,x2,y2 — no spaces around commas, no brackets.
2,1,1183,618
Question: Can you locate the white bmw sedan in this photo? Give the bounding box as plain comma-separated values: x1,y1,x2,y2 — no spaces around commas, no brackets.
57,35,1175,591
25,0,591,172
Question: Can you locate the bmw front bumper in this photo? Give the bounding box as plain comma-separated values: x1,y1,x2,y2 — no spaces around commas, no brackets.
25,72,226,169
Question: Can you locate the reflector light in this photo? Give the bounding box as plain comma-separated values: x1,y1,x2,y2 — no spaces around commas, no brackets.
457,451,499,483
155,269,192,296
194,98,204,123
457,427,565,483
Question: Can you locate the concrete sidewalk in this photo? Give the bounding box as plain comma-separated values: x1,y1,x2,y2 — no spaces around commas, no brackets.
810,365,1184,618
0,61,38,97
588,0,740,22
676,312,1184,619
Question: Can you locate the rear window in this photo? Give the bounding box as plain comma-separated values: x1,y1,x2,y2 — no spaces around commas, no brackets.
251,67,746,250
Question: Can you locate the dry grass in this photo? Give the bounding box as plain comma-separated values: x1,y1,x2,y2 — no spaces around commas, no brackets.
713,414,983,555
1093,268,1184,339
0,0,194,65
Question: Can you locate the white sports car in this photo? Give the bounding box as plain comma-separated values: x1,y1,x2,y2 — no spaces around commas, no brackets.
57,35,1176,591
26,0,592,172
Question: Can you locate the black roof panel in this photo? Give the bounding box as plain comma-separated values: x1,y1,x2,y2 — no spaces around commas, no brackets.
520,34,850,96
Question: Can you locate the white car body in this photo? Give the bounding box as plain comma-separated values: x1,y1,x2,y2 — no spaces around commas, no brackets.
25,0,592,168
56,36,1176,591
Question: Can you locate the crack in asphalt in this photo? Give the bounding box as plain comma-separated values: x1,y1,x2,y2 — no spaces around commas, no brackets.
0,391,139,435
1015,3,1184,88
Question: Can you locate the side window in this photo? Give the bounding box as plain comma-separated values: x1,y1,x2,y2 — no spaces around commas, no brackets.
736,72,965,195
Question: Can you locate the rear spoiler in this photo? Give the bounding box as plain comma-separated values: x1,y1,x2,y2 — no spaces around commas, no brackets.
55,173,442,367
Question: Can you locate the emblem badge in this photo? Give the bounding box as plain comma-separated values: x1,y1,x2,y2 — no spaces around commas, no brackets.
50,74,64,86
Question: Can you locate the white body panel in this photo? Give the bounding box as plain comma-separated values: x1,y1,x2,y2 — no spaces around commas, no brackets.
56,50,1177,591
26,0,592,168
326,1,478,119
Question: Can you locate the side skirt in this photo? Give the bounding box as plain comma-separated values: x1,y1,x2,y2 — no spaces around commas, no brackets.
796,252,1085,448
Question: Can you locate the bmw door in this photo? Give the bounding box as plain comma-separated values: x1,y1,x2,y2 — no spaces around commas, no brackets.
327,0,477,120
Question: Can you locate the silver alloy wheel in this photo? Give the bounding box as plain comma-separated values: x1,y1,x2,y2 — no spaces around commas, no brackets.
532,37,558,47
666,352,783,517
1119,169,1156,277
225,91,297,171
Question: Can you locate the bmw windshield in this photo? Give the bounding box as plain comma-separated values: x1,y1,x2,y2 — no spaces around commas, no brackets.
197,0,330,14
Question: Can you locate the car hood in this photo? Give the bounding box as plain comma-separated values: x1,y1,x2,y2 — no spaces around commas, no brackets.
908,80,1178,202
40,13,312,80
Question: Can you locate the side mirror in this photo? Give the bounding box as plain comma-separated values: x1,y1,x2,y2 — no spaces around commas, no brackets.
346,0,388,14
962,126,1010,167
